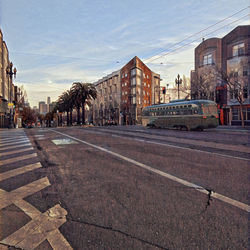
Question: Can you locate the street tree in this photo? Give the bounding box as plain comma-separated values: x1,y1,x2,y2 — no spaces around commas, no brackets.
21,106,36,126
219,69,248,127
191,68,218,100
58,90,74,126
71,82,97,125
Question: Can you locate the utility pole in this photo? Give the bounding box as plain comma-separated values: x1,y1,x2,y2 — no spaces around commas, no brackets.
175,74,182,100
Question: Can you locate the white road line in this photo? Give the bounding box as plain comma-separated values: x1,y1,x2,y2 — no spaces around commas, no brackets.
104,131,250,162
0,147,33,157
52,129,250,213
0,139,30,147
0,177,51,209
0,143,32,151
94,128,250,154
0,153,37,166
1,136,27,142
0,162,42,181
139,139,250,162
1,204,72,250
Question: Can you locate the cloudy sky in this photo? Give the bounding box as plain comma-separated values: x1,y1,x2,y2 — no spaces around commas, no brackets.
0,0,249,107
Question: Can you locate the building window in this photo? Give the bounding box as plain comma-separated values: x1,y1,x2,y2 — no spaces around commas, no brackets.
243,87,248,99
131,78,136,86
232,43,244,57
203,54,213,65
132,97,136,104
131,69,136,76
243,66,248,76
232,108,239,121
125,73,128,77
131,87,136,95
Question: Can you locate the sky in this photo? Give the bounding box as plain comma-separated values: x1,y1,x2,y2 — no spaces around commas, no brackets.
0,0,249,107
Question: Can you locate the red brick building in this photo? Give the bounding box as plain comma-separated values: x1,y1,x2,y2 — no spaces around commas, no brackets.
120,56,160,125
92,56,160,125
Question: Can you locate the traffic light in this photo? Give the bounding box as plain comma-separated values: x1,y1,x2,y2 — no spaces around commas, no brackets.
162,87,166,94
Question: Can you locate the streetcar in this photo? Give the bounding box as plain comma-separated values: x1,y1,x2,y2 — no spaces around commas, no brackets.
142,99,219,131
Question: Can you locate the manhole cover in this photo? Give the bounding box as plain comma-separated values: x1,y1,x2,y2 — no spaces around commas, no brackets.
52,138,78,145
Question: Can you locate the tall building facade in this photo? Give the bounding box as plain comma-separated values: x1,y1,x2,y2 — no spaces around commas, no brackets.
39,101,47,114
191,25,250,125
0,29,15,128
92,56,160,125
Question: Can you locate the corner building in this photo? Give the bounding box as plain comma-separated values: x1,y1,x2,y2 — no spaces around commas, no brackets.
92,56,160,125
191,25,250,125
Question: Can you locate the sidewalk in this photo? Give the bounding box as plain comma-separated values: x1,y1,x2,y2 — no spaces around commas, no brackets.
217,125,250,131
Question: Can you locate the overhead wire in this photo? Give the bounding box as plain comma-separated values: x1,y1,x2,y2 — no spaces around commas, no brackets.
144,7,249,63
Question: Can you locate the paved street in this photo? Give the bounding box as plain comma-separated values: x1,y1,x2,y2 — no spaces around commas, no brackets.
0,126,249,249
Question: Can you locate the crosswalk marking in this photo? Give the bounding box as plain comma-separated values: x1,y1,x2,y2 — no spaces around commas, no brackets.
0,153,37,166
1,204,72,250
0,147,33,157
0,130,73,249
0,139,30,147
0,177,51,209
0,162,42,181
1,136,27,142
0,143,32,151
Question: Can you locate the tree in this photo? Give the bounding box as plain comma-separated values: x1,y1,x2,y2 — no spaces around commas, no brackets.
71,82,97,125
58,90,74,126
45,112,54,127
220,70,248,127
22,107,36,126
191,68,218,101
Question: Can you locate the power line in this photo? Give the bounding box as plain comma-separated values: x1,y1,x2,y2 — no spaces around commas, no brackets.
145,13,249,63
147,6,249,60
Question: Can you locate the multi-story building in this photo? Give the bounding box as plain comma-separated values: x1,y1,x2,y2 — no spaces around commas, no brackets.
39,101,47,114
191,25,250,125
93,70,121,125
0,29,16,128
92,56,160,125
47,96,51,105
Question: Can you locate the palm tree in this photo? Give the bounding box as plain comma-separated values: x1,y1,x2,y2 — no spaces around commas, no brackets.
71,82,97,125
58,90,74,126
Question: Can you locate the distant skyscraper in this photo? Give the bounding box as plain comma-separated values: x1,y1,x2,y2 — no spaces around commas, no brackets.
47,96,51,105
39,101,47,114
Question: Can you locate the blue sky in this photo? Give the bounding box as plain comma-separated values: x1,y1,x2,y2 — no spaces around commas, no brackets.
0,0,249,107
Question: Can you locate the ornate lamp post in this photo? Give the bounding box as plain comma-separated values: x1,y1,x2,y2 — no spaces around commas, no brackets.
175,74,182,99
6,62,17,128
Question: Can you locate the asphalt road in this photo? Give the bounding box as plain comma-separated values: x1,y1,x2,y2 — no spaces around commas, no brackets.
0,126,249,250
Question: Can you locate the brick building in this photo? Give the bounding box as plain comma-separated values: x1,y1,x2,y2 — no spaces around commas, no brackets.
191,25,250,125
92,56,161,125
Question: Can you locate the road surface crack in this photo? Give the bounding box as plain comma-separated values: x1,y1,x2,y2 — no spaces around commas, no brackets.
204,188,213,210
68,217,169,249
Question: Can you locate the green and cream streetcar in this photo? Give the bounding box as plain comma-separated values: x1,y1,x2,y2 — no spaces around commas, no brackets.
142,99,219,131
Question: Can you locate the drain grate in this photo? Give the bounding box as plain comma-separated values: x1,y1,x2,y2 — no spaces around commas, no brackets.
52,138,78,145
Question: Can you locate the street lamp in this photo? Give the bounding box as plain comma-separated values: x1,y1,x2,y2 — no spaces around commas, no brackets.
6,62,17,128
175,74,182,99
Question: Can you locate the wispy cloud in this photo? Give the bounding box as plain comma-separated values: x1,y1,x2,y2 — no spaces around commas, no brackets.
1,0,249,106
